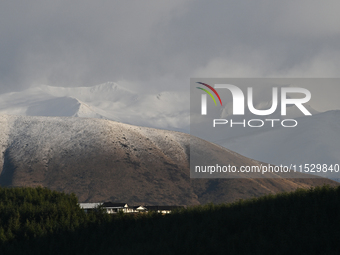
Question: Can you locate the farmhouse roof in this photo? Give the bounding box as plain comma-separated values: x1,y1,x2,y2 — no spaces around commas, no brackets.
102,202,128,208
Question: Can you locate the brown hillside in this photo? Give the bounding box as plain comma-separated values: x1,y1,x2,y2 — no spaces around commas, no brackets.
0,115,337,205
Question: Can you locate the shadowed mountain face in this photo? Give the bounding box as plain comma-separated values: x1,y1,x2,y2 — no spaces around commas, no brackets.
0,115,337,205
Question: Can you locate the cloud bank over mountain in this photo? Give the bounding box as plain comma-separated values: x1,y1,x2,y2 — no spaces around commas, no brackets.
1,1,340,95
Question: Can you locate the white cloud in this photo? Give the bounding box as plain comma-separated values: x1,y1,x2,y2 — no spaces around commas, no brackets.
0,0,340,95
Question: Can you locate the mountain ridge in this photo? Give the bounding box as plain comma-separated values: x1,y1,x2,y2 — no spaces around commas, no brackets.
0,115,337,205
0,83,189,131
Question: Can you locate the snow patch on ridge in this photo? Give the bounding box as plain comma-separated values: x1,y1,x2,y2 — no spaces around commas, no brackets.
0,82,189,131
26,97,105,119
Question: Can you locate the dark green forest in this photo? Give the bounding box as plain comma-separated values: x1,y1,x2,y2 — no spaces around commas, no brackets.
0,185,339,254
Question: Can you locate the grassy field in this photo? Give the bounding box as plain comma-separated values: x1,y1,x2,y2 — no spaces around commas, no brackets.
0,185,339,254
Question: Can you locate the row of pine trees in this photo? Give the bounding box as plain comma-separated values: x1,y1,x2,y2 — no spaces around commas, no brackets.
0,185,339,254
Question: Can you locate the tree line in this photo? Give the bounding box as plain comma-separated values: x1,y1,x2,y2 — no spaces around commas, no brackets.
0,184,339,254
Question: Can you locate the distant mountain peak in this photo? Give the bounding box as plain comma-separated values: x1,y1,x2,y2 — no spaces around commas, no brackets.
24,96,104,119
90,82,123,92
0,83,189,131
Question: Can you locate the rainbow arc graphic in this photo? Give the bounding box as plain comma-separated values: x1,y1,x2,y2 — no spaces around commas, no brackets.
196,82,222,106
196,82,222,115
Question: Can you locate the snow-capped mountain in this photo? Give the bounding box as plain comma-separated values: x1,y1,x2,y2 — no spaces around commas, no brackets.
0,82,189,132
0,115,336,204
1,83,339,181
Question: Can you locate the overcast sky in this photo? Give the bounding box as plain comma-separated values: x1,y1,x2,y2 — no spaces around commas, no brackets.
1,0,340,94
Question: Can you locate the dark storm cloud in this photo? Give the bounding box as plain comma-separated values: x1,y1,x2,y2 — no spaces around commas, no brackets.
0,0,340,93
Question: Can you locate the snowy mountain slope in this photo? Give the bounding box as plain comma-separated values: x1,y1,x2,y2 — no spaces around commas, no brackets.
25,97,105,119
0,83,189,131
1,83,338,182
0,115,336,204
